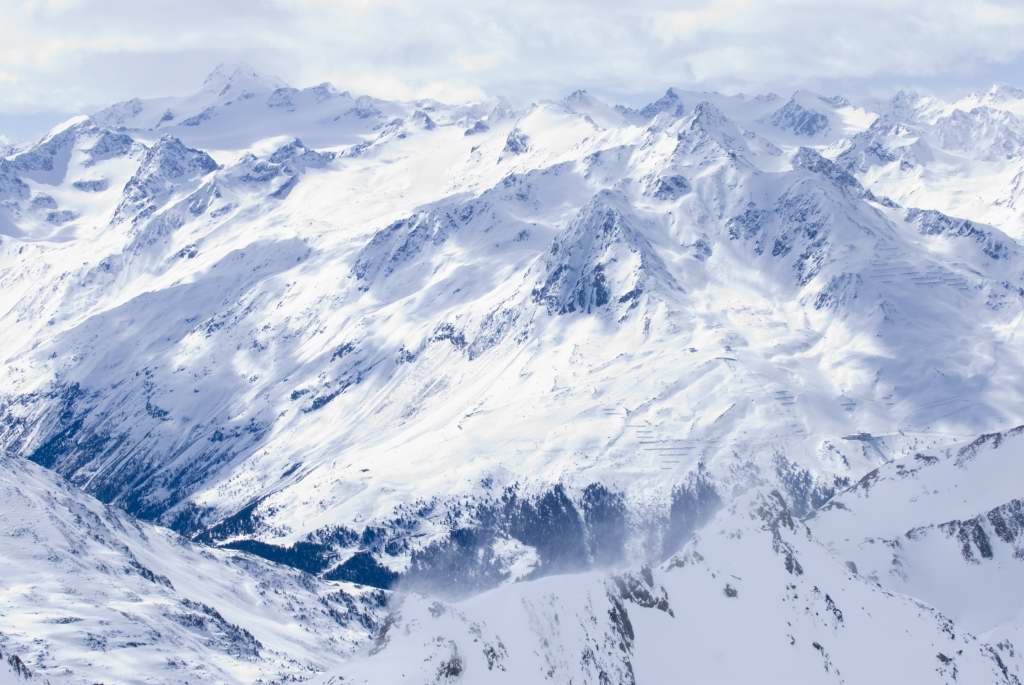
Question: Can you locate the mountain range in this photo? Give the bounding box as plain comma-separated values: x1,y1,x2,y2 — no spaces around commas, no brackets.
2,64,1024,683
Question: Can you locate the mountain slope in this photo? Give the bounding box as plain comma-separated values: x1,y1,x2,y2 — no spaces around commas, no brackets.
0,452,383,684
809,426,1024,651
325,490,1022,684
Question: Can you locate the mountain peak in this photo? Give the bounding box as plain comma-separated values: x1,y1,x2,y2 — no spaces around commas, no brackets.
565,88,590,102
688,100,726,126
985,83,1024,101
769,96,830,136
639,87,685,119
200,62,287,97
561,88,598,110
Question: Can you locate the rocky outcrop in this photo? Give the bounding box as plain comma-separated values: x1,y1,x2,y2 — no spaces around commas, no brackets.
114,136,218,224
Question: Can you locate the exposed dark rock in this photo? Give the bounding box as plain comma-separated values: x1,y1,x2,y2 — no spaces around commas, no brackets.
906,207,1010,260
774,455,850,517
72,178,109,192
755,491,805,575
172,599,262,659
464,120,490,136
770,99,830,137
638,88,685,119
650,174,690,200
114,136,218,224
612,567,674,616
503,128,529,155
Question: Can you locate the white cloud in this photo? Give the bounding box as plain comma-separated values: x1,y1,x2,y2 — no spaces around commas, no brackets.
1,0,1023,124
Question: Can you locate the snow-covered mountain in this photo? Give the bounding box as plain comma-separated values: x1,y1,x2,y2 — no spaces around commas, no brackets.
3,64,1024,682
326,486,1022,685
0,449,384,684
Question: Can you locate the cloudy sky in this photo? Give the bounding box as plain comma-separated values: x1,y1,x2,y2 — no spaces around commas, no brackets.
3,0,1024,141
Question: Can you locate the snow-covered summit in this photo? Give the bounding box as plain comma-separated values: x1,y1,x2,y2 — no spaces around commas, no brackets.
200,62,288,98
